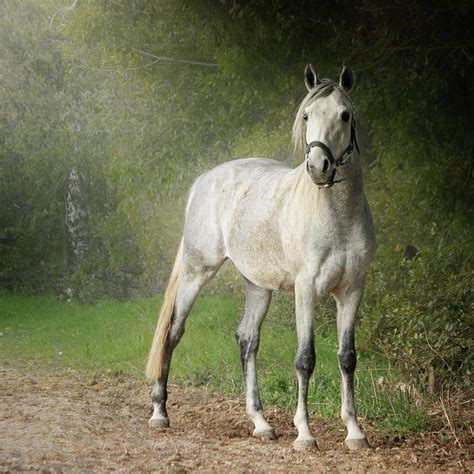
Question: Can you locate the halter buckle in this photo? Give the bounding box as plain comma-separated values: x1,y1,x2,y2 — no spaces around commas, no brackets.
318,178,345,189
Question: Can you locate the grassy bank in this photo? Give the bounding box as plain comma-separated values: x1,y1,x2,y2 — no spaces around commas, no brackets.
0,291,427,432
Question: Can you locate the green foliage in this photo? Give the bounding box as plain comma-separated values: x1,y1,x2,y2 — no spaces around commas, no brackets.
0,1,71,292
0,0,472,391
361,228,473,392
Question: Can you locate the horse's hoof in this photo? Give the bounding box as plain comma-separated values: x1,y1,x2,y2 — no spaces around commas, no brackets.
253,428,277,440
293,438,318,451
148,416,170,428
345,438,370,450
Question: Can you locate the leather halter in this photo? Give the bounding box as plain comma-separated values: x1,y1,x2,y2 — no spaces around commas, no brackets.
306,122,359,188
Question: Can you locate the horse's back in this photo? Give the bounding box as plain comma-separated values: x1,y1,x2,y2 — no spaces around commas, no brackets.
196,157,291,186
186,157,291,219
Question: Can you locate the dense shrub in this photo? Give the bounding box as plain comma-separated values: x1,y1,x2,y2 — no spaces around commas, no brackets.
360,206,473,392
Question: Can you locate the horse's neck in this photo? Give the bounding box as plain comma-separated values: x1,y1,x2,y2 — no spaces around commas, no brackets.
289,159,366,224
321,159,365,216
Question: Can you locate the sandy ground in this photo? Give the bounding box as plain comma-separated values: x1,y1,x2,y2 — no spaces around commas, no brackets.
0,367,472,472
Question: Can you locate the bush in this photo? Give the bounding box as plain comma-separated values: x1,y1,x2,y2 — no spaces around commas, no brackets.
360,215,473,393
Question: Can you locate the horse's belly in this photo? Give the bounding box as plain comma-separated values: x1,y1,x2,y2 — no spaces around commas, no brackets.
227,247,295,291
224,192,298,291
224,211,296,291
240,264,295,292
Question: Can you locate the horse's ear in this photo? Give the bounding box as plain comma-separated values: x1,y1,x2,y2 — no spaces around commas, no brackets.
304,63,320,91
339,65,354,92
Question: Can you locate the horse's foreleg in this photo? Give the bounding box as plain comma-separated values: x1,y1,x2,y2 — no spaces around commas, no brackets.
150,266,220,428
293,277,318,451
334,279,369,450
235,280,275,440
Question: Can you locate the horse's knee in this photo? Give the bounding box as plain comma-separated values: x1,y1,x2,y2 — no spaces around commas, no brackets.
338,348,357,374
295,341,316,375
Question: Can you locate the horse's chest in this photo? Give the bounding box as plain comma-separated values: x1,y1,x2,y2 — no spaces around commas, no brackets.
315,240,374,292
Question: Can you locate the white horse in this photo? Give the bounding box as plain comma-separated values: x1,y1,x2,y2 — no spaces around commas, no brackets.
146,64,376,451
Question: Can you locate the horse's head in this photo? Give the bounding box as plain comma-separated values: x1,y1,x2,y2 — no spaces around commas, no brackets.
293,64,358,188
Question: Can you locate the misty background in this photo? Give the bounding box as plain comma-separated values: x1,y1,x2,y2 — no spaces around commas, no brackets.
1,0,472,392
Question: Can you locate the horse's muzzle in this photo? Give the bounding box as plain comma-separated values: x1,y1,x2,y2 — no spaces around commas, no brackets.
306,154,334,186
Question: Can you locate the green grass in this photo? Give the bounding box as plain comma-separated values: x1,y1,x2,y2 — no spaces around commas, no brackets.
0,291,428,433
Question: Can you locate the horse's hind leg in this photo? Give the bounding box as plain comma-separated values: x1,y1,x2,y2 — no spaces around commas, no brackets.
235,279,276,440
149,254,224,428
333,278,369,450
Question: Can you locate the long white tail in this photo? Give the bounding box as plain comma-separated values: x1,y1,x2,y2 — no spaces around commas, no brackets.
146,239,184,380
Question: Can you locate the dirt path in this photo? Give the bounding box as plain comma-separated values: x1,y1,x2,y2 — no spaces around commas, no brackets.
0,367,471,472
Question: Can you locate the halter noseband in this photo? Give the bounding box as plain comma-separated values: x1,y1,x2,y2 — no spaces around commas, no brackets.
305,122,359,188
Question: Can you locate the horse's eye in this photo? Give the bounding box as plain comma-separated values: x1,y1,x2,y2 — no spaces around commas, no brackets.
341,111,350,122
303,112,308,121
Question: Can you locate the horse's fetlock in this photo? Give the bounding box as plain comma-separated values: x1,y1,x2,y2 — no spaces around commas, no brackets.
151,378,167,403
293,412,308,428
246,408,263,420
341,409,355,424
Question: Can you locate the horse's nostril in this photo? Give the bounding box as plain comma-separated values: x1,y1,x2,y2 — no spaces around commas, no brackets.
322,158,329,173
